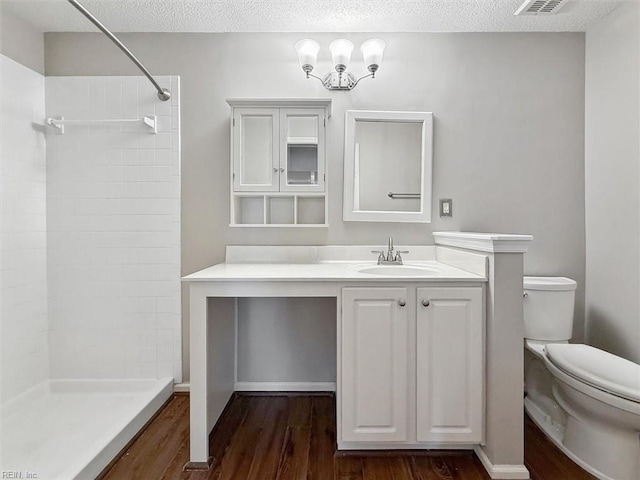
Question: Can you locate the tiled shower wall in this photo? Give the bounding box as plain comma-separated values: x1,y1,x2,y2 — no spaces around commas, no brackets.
45,76,181,382
1,55,48,402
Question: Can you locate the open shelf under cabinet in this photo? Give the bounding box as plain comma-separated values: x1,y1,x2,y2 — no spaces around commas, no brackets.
231,194,327,227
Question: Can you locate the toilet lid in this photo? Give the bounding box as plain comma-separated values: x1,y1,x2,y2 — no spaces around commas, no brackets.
523,276,577,291
545,344,640,403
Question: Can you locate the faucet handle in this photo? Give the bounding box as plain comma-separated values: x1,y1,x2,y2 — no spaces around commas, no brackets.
395,250,409,263
371,250,386,264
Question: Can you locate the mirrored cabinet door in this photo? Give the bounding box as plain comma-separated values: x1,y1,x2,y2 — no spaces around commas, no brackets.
233,108,279,192
280,109,325,193
343,110,433,223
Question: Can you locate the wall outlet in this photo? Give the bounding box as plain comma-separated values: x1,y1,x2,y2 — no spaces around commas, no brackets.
439,198,453,217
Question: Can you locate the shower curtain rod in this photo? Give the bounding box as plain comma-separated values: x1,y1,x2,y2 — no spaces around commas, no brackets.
67,0,171,101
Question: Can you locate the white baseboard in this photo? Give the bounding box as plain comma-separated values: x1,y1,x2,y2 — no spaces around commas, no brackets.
173,382,336,393
474,446,530,479
173,383,190,393
234,382,336,392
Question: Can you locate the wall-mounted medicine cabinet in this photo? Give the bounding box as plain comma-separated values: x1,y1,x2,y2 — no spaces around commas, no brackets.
343,110,433,223
228,99,331,227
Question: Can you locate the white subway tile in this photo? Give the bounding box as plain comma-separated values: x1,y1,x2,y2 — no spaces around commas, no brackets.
155,150,172,166
125,363,142,379
122,79,139,117
139,149,155,165
173,362,182,382
140,362,157,378
155,99,171,116
157,346,173,363
155,182,180,199
2,56,48,401
155,133,172,149
157,329,173,347
121,133,140,149
154,166,173,182
157,362,173,379
40,75,181,385
138,132,155,150
123,149,139,166
156,115,171,133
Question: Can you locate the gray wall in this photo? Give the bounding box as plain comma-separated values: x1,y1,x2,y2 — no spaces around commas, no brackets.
0,7,44,74
45,32,587,381
237,298,336,383
585,3,640,363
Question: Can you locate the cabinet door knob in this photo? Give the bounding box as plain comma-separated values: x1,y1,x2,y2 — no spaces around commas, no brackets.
280,167,285,172
421,300,430,307
273,167,278,172
398,299,406,307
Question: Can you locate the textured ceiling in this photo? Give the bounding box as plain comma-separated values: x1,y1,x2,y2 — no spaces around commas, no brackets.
0,0,626,33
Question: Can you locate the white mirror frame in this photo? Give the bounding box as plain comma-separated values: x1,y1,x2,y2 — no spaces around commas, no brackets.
343,110,433,223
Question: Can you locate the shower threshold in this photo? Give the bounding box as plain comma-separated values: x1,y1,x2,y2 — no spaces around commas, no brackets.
1,378,173,479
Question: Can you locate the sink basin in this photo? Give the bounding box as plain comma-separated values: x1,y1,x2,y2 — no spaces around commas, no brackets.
358,265,438,276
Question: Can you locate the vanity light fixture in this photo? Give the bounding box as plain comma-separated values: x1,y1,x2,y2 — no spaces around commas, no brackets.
295,38,386,90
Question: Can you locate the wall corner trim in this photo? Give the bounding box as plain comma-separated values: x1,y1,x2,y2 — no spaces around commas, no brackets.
433,232,533,253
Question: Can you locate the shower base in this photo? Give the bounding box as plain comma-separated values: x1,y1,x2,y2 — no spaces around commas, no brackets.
1,378,173,480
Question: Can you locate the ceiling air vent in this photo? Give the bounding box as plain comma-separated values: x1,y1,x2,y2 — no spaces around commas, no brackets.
515,0,567,16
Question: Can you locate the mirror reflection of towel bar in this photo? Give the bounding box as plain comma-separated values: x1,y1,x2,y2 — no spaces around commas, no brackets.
388,192,421,199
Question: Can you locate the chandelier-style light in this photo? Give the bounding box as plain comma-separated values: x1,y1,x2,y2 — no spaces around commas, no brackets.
295,38,386,90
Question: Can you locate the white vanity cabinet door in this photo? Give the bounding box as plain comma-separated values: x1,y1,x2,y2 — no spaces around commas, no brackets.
279,108,325,193
341,287,409,443
416,287,484,443
233,108,279,192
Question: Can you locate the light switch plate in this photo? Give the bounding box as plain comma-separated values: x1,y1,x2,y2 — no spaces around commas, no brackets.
439,198,453,217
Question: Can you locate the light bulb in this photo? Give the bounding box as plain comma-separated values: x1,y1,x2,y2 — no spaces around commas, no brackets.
329,39,354,72
361,38,386,74
295,39,320,74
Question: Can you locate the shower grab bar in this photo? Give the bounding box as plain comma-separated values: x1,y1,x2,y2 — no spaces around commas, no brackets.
388,192,421,199
46,116,157,134
67,0,171,102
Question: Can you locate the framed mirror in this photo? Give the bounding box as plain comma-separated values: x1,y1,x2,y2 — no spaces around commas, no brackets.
343,110,433,223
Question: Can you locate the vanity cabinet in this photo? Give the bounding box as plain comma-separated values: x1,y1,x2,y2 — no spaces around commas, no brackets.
340,285,484,446
416,287,484,443
341,287,409,442
228,100,331,227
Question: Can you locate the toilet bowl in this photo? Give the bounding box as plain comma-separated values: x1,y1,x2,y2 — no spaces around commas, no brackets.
523,276,640,480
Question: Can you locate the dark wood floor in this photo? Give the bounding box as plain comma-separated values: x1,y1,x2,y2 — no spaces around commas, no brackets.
101,393,595,480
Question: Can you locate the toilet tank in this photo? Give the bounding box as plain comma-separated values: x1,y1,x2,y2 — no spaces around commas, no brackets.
523,276,577,341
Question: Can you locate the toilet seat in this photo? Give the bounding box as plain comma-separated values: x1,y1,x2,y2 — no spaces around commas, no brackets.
545,344,640,403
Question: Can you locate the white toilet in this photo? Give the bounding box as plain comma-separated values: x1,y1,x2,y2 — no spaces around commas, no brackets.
523,276,640,480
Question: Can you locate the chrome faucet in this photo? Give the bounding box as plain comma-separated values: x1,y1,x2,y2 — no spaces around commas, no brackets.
372,237,409,265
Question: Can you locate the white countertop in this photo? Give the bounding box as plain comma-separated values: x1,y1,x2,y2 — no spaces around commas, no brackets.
183,245,488,282
182,260,485,282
